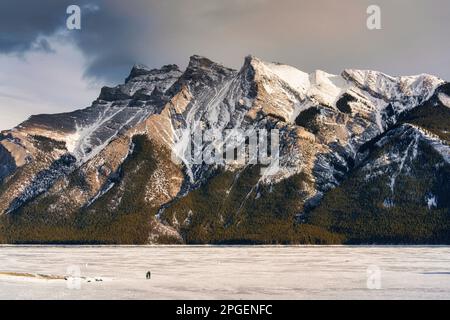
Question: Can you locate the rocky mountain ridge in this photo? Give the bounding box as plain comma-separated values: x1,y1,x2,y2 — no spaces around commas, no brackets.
0,55,448,244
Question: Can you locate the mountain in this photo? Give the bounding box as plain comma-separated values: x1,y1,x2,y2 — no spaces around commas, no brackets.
0,55,449,244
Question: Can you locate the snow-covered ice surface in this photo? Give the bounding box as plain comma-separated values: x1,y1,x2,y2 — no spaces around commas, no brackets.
0,246,450,300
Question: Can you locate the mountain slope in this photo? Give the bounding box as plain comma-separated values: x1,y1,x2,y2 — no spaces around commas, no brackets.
0,55,448,244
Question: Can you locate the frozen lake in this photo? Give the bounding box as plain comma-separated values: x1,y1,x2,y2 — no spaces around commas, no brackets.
0,245,449,299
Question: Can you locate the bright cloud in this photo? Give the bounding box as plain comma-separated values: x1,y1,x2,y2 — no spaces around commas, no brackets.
0,34,105,130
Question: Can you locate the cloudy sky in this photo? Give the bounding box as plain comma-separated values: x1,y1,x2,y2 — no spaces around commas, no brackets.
0,0,449,130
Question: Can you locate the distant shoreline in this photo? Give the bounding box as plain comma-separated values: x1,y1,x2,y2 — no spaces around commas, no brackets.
1,244,450,248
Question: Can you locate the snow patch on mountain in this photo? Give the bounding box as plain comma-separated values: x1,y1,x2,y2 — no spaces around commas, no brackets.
255,58,349,107
308,70,349,107
425,193,438,209
343,70,443,100
439,93,450,108
263,62,311,94
343,70,444,116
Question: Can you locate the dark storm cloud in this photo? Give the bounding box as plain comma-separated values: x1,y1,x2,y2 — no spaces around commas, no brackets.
0,0,75,52
1,0,450,82
0,0,121,79
0,0,180,82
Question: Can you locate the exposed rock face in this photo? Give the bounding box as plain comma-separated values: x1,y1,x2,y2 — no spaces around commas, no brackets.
0,55,448,244
0,143,17,184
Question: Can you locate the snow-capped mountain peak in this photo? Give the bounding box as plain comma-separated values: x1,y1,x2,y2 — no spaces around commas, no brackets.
0,55,448,244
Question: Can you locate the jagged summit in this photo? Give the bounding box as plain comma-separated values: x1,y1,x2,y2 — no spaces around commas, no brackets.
183,55,236,79
131,63,152,71
125,63,181,83
99,62,182,102
188,55,234,69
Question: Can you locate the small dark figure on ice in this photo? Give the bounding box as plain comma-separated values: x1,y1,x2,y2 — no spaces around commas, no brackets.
146,271,151,279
